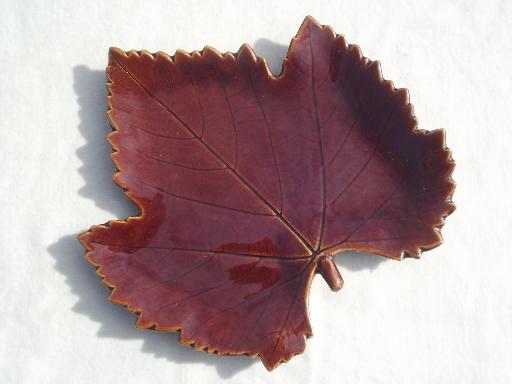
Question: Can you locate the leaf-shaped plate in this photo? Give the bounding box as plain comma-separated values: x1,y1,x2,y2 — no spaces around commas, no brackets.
79,16,455,370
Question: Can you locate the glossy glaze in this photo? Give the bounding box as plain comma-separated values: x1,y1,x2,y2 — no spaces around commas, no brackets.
79,16,455,370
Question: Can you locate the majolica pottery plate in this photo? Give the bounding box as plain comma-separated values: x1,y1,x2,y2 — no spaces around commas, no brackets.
79,16,455,370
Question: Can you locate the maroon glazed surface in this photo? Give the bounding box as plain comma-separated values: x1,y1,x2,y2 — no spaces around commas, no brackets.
79,16,455,370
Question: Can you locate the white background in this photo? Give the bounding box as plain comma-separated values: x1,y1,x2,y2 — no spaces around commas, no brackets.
1,0,511,383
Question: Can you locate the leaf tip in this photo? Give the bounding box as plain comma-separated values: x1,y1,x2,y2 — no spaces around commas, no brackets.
201,45,223,59
237,43,257,62
300,15,322,31
108,47,126,64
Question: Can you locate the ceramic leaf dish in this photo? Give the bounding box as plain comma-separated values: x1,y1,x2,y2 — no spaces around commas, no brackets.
79,16,455,370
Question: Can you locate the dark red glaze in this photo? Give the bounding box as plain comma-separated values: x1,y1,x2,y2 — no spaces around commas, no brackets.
317,256,343,291
79,16,455,370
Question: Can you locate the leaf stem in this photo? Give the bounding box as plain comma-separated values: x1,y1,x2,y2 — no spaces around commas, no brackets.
317,256,343,291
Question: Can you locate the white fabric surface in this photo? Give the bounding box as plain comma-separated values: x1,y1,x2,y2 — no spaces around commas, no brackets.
1,0,511,382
